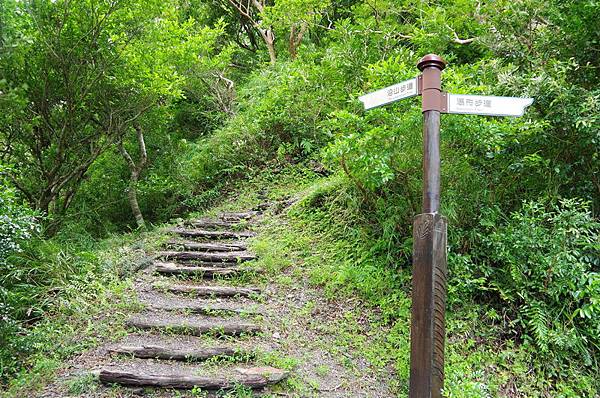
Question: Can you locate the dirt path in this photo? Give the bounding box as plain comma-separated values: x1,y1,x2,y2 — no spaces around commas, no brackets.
38,204,395,397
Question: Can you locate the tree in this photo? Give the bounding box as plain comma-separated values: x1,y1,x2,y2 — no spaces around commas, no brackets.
0,0,231,231
112,11,232,228
262,0,331,60
0,0,164,229
225,0,277,64
220,0,331,63
118,123,147,229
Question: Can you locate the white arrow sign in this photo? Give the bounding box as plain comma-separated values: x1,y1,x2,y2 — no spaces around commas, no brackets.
447,94,533,117
359,78,418,110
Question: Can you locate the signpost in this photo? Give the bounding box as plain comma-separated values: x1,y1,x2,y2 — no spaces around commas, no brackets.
359,78,419,110
447,94,533,117
358,54,533,398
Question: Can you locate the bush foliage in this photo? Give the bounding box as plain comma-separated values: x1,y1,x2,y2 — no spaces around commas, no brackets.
479,200,600,368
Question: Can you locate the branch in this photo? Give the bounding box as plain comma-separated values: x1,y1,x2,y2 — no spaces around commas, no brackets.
251,0,264,13
313,23,335,31
118,140,136,171
454,36,475,44
449,26,475,44
66,0,121,60
235,22,258,52
227,0,258,26
5,172,35,205
289,21,309,58
212,71,235,89
59,170,85,214
50,143,105,196
119,122,147,178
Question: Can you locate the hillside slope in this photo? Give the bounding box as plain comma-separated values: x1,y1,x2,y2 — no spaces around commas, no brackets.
4,167,598,397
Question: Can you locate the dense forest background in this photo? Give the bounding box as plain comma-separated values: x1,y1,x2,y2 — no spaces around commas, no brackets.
1,0,599,396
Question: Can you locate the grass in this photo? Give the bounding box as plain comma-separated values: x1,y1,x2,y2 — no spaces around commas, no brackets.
66,373,100,395
0,229,164,398
232,165,599,397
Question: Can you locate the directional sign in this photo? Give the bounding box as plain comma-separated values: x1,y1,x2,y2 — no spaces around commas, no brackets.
358,54,536,398
359,78,418,110
446,94,533,117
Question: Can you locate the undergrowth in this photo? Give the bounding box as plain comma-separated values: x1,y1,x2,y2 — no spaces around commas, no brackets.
236,166,599,397
0,231,161,397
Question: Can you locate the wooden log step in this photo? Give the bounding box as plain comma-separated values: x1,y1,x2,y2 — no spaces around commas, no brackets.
99,365,288,390
162,284,261,298
168,228,256,240
146,302,261,315
155,262,240,277
166,240,248,252
159,261,238,269
138,290,260,315
108,344,244,361
126,316,261,336
157,251,256,263
219,211,259,221
184,219,244,229
253,202,271,211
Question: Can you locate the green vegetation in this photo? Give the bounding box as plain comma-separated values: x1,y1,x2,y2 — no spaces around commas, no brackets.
1,0,599,396
254,171,599,396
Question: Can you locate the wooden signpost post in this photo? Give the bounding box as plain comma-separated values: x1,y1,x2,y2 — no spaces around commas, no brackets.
359,54,533,398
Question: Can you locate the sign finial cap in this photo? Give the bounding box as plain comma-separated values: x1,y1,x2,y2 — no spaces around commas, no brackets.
417,54,447,71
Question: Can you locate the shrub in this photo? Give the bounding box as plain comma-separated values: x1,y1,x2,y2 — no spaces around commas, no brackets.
0,174,39,266
475,198,599,372
0,169,40,380
174,58,352,210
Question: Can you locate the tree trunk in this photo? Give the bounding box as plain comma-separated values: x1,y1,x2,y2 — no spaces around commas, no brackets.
226,1,276,65
289,22,308,60
127,172,145,229
261,28,276,65
119,123,147,230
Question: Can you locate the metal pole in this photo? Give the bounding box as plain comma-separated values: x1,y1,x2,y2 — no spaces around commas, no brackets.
418,54,446,213
409,54,448,398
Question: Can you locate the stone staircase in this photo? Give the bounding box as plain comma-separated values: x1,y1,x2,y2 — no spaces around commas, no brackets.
97,209,288,392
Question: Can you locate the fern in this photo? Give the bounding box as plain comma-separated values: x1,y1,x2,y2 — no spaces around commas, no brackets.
523,301,549,353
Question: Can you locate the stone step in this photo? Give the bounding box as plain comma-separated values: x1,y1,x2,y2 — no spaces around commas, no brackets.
168,228,256,240
126,314,261,336
156,250,256,263
165,240,248,252
99,364,287,390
